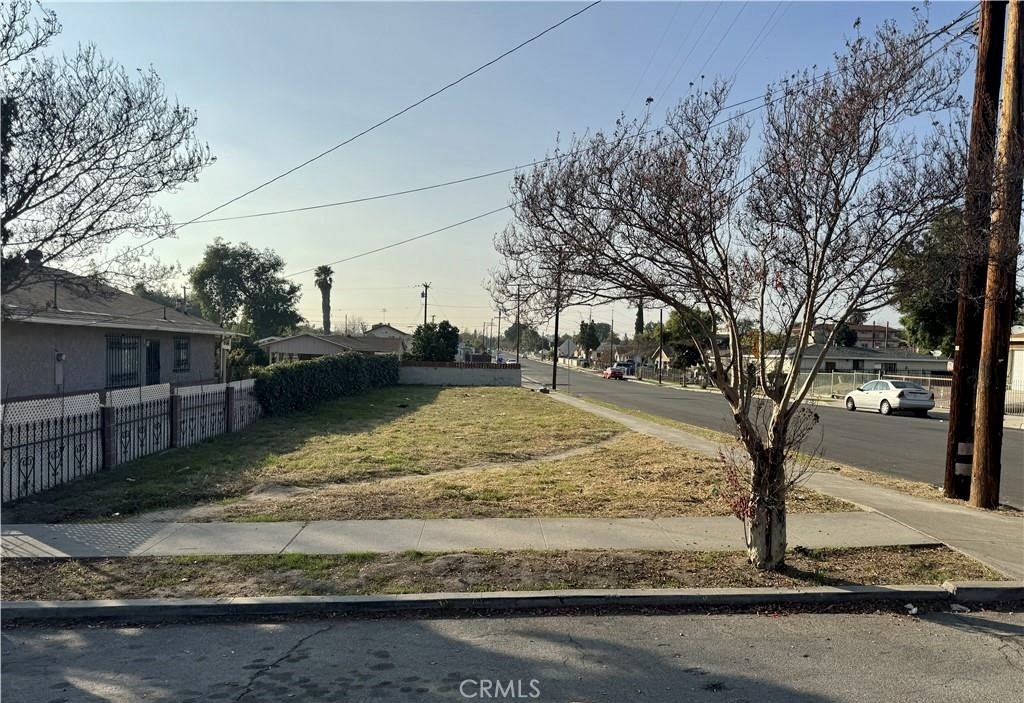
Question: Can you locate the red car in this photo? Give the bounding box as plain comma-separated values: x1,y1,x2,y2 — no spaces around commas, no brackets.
602,366,625,380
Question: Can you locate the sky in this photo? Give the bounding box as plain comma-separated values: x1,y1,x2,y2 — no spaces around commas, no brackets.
45,0,975,337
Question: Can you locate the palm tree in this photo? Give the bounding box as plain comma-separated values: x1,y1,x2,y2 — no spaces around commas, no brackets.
313,265,334,333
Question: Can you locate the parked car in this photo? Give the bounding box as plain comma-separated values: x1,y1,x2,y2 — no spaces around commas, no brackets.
844,380,935,417
602,365,625,380
613,361,635,375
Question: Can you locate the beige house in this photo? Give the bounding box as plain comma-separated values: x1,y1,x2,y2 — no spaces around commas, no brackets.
259,333,403,363
1008,326,1024,391
365,323,412,341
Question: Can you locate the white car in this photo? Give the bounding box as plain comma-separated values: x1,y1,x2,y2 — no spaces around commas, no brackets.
844,380,935,417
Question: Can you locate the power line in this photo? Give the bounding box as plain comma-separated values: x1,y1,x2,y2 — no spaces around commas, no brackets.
695,2,750,80
647,3,711,102
655,4,722,104
179,7,976,230
285,205,510,276
730,1,787,80
175,1,603,229
275,7,977,279
619,2,684,114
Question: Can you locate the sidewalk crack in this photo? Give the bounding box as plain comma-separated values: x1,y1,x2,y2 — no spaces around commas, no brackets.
279,521,308,554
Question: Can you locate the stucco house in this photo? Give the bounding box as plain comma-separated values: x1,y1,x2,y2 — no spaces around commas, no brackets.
1008,326,1024,391
765,343,949,376
1,267,230,400
259,333,403,362
364,323,412,342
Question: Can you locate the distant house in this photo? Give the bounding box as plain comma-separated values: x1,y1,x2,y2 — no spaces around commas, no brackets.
364,323,411,342
1009,326,1024,391
791,322,908,350
1,267,231,400
765,344,949,376
259,333,403,362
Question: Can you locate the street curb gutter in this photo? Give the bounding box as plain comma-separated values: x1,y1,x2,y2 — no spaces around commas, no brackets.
3,582,1022,625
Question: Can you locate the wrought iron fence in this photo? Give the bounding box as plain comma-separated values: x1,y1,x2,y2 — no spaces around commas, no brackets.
109,397,171,466
176,388,227,447
1,412,103,503
230,379,262,430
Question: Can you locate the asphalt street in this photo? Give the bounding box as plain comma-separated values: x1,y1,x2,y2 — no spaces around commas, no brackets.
3,612,1021,702
521,360,1024,509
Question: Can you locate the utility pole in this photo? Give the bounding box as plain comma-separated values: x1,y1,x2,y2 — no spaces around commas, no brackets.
945,0,1008,500
497,308,502,359
515,284,522,363
420,282,431,327
972,0,1022,510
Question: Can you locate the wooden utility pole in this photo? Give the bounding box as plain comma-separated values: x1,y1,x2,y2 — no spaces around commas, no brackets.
971,0,1023,510
945,0,1008,500
420,282,431,327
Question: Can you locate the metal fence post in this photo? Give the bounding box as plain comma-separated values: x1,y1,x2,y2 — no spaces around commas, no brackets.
225,386,235,433
170,395,182,448
101,405,116,469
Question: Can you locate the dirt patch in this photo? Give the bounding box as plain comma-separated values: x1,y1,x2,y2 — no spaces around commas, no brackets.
0,546,999,601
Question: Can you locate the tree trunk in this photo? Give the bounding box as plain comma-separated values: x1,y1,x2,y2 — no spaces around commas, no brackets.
321,288,331,334
745,449,788,570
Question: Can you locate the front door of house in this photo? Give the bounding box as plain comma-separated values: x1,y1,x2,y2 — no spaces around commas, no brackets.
146,339,161,385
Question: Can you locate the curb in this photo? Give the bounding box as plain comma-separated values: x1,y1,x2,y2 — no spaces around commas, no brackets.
4,582,1022,625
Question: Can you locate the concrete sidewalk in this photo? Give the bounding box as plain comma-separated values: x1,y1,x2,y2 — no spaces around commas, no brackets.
550,392,1024,579
0,512,935,559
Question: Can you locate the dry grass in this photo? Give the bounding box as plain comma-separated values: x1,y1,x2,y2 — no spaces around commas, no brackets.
0,546,1000,601
582,397,1024,515
208,433,855,522
4,387,621,523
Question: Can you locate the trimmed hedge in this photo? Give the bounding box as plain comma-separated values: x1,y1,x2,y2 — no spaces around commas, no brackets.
252,353,400,416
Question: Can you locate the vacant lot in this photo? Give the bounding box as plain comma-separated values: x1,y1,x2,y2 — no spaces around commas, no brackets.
1,546,998,601
5,387,620,523
210,433,855,521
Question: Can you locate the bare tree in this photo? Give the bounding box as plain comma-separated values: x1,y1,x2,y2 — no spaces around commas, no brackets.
341,316,369,335
0,0,215,294
496,17,968,569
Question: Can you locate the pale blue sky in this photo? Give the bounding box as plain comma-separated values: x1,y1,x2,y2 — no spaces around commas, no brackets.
47,1,973,335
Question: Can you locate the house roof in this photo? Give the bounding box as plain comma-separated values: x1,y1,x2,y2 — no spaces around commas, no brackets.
2,267,232,336
259,333,403,354
367,323,411,337
767,343,945,362
324,334,404,354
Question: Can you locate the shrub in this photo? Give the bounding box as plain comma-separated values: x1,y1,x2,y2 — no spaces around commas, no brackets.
252,353,400,415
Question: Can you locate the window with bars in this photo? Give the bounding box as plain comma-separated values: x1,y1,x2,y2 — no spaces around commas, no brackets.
174,336,191,372
106,335,141,388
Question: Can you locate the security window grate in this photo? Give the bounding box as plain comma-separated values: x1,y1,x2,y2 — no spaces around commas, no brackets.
174,337,190,372
106,335,141,389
